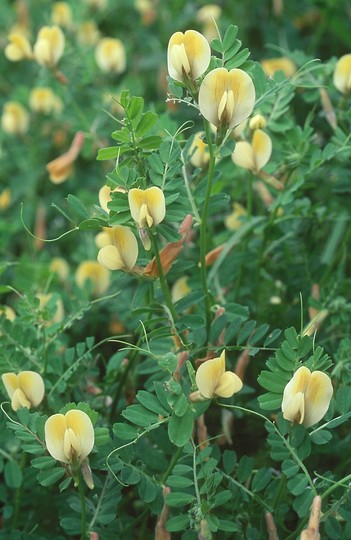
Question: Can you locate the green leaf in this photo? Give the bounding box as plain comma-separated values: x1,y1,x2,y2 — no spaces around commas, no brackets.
258,392,282,411
122,404,159,427
136,111,158,137
127,96,144,120
94,427,111,446
78,218,108,230
218,520,239,532
167,475,194,489
237,455,254,483
211,38,224,53
4,461,23,488
97,146,119,160
168,409,194,447
258,371,286,393
165,492,194,508
66,194,89,220
223,25,238,49
310,429,332,445
336,386,351,414
166,514,190,532
31,456,57,470
137,475,158,503
173,394,189,417
37,467,66,487
282,460,299,478
138,135,162,150
136,390,170,416
251,468,272,492
222,450,237,474
287,473,309,496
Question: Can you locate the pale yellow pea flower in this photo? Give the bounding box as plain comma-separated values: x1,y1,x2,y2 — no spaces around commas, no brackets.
198,67,256,131
51,2,73,28
0,305,16,322
77,21,100,46
196,5,222,41
167,30,211,83
34,25,65,68
225,202,247,230
37,293,65,326
232,129,272,174
95,38,126,74
261,57,296,78
97,226,138,271
128,187,166,229
333,54,351,95
29,87,63,115
1,102,29,135
249,114,267,130
4,33,33,61
195,351,243,400
50,257,70,282
75,260,111,296
189,132,210,168
98,185,126,213
45,409,94,464
2,371,45,411
0,188,11,210
282,366,333,428
171,276,191,303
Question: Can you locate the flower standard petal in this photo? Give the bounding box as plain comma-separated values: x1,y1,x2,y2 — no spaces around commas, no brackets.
198,67,229,127
128,188,145,225
196,351,226,399
65,410,94,461
333,54,351,94
228,69,256,129
303,371,333,428
145,187,166,226
2,373,19,399
232,141,255,171
45,413,70,463
167,30,210,82
252,129,272,172
17,371,45,408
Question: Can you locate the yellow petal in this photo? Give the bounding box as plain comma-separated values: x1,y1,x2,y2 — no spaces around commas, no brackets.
111,226,139,270
252,129,272,172
97,245,124,270
232,141,255,171
17,371,45,407
196,351,226,399
4,34,32,61
145,187,166,226
65,410,95,461
198,68,255,129
11,389,32,411
167,30,210,82
303,371,333,428
282,390,305,424
261,57,296,78
45,413,69,463
128,188,145,225
215,371,243,398
333,54,351,94
2,372,19,399
95,38,126,73
34,26,65,67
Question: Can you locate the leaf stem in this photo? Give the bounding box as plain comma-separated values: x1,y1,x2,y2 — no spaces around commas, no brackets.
77,472,87,540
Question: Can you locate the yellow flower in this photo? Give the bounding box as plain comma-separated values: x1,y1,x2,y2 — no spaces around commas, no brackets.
75,260,111,296
45,409,94,464
37,293,65,326
34,25,65,67
198,67,256,130
333,54,351,95
0,188,11,210
128,187,166,229
195,351,243,399
95,38,126,74
29,87,63,115
261,57,296,78
225,202,247,230
51,2,73,28
77,21,100,46
2,371,45,411
167,30,211,83
171,276,191,303
189,132,210,168
232,129,272,174
1,102,29,135
282,366,333,428
98,185,126,213
97,226,138,271
4,33,32,61
249,114,267,130
50,257,70,282
0,305,16,321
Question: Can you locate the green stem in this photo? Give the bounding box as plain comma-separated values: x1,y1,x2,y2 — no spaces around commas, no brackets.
161,446,183,484
77,472,87,540
247,172,253,218
199,120,216,334
12,453,27,530
109,346,139,422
